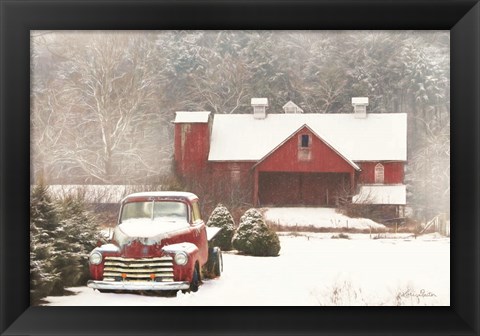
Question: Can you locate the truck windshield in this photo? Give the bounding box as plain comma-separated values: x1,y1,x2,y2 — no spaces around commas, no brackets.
120,201,188,222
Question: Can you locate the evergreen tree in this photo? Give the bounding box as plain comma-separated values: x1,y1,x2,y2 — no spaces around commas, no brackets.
51,193,100,293
30,184,60,304
30,185,101,301
206,203,235,251
232,208,281,256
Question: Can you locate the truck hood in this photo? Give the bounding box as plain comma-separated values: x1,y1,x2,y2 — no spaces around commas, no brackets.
113,219,190,246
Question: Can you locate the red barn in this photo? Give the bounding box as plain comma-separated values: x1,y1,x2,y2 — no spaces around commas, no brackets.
173,98,407,213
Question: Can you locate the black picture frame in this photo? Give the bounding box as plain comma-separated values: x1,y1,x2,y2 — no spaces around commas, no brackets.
1,0,479,335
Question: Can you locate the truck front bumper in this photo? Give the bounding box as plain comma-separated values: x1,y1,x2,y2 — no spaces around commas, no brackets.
87,280,190,291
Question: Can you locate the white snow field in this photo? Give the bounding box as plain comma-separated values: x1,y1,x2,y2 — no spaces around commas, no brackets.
44,233,449,306
263,207,386,230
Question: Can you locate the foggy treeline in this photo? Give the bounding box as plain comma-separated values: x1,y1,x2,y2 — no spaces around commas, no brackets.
31,31,450,219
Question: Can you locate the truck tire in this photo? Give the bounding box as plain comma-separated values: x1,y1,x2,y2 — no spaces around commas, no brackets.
204,247,222,278
212,247,223,277
190,265,200,292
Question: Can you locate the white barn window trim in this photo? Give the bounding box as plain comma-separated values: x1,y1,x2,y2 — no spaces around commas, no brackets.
298,134,312,161
374,163,384,184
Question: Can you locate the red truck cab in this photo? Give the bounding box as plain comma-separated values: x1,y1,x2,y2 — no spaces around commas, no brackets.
87,191,222,293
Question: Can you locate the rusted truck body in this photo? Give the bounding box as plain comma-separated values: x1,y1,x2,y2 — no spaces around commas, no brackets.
87,191,222,293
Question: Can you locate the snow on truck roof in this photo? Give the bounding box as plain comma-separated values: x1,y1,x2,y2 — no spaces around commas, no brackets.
208,113,407,162
122,191,199,202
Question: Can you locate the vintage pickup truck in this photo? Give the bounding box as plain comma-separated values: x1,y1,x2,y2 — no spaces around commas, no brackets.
87,191,222,294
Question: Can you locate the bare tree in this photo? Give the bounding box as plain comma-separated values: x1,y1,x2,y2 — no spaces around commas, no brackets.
189,55,251,114
406,117,450,221
32,32,172,184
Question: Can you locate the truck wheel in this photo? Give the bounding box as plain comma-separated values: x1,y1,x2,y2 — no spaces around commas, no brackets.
190,266,200,292
212,247,223,277
204,247,222,278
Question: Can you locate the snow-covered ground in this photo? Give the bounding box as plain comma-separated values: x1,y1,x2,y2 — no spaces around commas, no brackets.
263,207,386,230
44,233,449,306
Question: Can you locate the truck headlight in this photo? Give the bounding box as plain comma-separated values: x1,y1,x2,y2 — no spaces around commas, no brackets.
174,252,188,266
89,251,103,265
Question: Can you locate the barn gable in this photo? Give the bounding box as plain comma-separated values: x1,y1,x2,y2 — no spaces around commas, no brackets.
253,125,360,206
254,124,360,172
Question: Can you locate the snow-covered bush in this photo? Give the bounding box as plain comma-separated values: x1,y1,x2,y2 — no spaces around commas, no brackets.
331,233,350,239
232,208,281,256
206,203,235,251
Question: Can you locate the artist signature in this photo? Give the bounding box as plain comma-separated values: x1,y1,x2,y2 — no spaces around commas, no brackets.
399,289,437,298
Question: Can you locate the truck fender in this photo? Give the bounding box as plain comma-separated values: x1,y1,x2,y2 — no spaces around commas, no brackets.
206,226,222,241
162,242,199,255
162,242,200,283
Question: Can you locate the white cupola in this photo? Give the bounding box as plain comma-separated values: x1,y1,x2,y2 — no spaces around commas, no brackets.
352,97,369,118
251,98,269,119
282,101,304,114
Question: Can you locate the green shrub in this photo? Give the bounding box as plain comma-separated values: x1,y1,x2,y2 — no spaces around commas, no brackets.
206,204,235,251
232,208,281,256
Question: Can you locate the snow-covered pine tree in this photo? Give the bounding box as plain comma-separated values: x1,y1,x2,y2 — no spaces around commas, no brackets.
30,184,60,304
206,203,235,251
232,208,281,256
51,193,100,293
30,232,59,304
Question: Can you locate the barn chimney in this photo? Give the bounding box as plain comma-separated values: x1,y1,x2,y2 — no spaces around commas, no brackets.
352,97,369,119
251,98,269,119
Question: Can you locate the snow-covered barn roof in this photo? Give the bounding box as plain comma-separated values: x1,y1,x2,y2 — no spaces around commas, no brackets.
208,113,407,161
352,185,406,205
174,111,211,123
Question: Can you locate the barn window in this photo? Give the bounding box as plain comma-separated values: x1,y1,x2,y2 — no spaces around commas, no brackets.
300,134,310,148
298,134,312,161
375,163,384,184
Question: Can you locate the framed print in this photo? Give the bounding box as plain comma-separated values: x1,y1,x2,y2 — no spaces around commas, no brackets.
1,0,479,335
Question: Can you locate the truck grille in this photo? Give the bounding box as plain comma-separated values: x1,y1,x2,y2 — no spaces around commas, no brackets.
102,256,174,282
